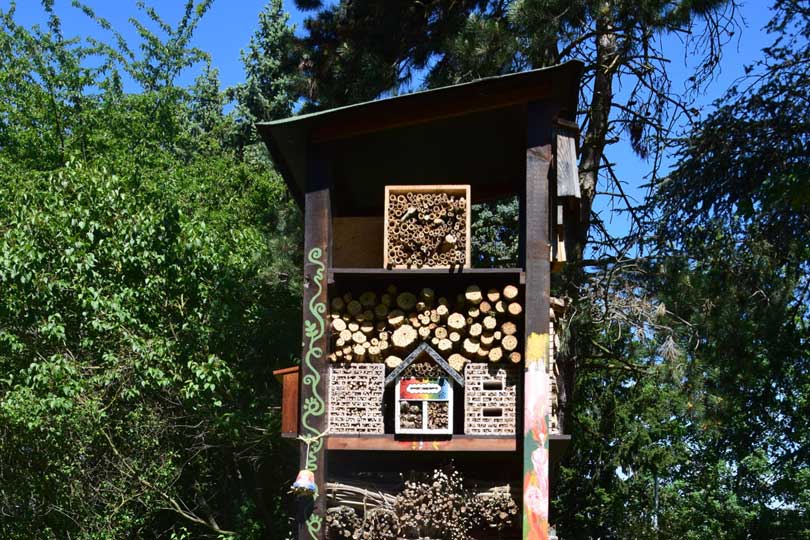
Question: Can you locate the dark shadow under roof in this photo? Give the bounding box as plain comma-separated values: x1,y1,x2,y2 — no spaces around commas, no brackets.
258,61,583,211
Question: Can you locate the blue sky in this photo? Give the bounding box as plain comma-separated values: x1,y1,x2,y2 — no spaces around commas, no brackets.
2,0,776,240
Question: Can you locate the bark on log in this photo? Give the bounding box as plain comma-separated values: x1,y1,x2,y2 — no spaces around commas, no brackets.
463,338,479,355
387,310,405,328
465,285,483,305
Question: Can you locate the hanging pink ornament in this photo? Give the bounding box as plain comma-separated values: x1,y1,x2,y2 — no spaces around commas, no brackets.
291,469,317,497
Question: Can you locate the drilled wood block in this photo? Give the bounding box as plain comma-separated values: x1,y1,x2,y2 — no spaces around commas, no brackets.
464,363,518,435
328,364,385,434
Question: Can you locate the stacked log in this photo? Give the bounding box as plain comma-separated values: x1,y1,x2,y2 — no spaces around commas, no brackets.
326,473,518,539
325,505,361,540
328,283,524,366
386,189,468,268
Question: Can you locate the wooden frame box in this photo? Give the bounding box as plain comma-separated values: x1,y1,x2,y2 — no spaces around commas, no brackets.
328,364,385,434
384,184,471,269
464,363,518,436
394,377,454,435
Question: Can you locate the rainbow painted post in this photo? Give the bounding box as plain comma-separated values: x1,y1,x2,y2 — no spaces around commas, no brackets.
523,332,550,540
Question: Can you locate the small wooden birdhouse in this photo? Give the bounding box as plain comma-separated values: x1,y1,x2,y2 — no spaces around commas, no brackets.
385,342,463,435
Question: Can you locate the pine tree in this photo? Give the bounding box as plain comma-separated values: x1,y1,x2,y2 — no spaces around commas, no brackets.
229,0,301,152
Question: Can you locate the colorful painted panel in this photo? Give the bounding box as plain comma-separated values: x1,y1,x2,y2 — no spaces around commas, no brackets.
523,332,550,540
394,377,453,435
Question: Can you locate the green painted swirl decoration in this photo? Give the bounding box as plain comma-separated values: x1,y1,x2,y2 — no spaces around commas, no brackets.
301,247,326,539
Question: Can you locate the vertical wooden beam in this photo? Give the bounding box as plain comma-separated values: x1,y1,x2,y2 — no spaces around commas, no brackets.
298,150,331,540
522,102,555,540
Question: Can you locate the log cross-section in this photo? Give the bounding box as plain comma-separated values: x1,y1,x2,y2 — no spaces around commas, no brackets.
297,151,331,540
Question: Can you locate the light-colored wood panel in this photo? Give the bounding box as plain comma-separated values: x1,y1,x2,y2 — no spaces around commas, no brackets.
333,216,384,268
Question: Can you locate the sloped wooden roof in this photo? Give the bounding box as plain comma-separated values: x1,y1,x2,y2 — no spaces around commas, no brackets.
384,342,464,387
257,61,583,213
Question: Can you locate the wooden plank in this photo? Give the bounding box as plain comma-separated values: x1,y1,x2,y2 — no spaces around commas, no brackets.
333,216,383,268
555,130,580,199
273,365,300,381
522,101,555,540
311,79,554,144
297,151,331,540
327,435,516,452
329,267,523,277
383,184,471,269
281,369,300,437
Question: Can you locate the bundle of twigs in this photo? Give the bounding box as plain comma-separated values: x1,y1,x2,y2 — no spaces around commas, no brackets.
326,482,397,512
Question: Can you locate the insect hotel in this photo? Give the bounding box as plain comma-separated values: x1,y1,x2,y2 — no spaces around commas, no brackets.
262,60,582,540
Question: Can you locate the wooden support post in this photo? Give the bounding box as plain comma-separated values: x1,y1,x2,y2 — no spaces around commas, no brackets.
522,102,555,540
298,150,331,540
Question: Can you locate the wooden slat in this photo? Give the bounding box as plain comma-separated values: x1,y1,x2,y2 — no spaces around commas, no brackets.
281,370,299,437
555,130,580,199
328,267,525,284
311,80,554,144
273,365,300,381
327,435,516,452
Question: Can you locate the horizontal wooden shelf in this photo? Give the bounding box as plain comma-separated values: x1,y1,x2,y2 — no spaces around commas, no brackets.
326,434,571,454
327,435,516,452
328,267,525,284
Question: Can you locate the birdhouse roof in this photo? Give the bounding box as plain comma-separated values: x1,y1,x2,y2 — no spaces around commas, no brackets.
384,342,464,387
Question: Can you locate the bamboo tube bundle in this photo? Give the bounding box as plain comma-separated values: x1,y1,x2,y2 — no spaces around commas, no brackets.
403,361,443,378
385,187,469,268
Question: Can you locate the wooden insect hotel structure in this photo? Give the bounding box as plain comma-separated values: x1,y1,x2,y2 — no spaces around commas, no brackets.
262,60,583,540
